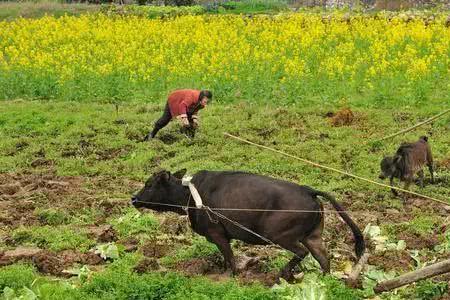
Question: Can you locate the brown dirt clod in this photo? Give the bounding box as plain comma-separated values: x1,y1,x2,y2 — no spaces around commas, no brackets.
32,251,66,276
368,250,413,272
328,108,355,127
134,258,160,273
159,215,190,235
397,232,440,250
85,225,117,243
30,158,54,168
177,258,212,275
118,237,139,252
0,247,42,266
81,252,104,265
141,242,169,259
0,184,21,196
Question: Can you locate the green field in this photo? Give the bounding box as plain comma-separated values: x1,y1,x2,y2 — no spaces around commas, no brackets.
1,99,449,299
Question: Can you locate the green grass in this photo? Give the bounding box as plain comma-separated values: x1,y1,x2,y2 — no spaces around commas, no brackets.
0,100,448,201
0,264,37,291
0,0,287,22
0,1,101,21
81,270,275,300
0,99,449,299
413,280,448,300
109,208,160,240
409,215,438,235
12,225,95,252
35,208,71,226
213,0,289,14
0,260,276,300
160,235,219,266
383,214,441,240
262,251,292,272
102,4,206,18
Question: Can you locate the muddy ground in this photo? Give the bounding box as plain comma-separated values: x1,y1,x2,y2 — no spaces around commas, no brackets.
1,171,449,287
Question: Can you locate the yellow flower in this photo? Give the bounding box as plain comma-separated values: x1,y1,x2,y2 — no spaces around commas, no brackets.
0,12,448,93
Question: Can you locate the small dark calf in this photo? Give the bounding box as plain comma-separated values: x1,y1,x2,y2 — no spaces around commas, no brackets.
379,136,434,196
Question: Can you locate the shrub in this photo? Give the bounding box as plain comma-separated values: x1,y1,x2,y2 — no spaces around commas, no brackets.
101,4,205,18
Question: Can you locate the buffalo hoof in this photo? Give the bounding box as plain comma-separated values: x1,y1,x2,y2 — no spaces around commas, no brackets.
278,270,304,283
278,271,295,283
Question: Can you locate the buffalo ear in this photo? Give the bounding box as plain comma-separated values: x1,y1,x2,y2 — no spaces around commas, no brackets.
157,171,170,183
173,169,187,179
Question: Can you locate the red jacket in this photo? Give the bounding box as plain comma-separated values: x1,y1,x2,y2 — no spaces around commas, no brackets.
167,89,202,117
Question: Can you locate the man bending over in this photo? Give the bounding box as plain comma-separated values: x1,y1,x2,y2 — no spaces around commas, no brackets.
145,89,212,140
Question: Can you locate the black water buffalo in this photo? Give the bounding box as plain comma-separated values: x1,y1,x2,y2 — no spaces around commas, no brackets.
132,169,365,280
379,136,434,196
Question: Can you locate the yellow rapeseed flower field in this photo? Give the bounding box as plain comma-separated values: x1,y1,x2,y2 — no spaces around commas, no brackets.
0,13,449,104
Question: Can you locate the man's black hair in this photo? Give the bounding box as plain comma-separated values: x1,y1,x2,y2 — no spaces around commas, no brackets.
199,90,212,100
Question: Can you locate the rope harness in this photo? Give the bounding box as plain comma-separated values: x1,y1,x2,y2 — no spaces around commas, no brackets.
132,171,441,252
180,175,276,244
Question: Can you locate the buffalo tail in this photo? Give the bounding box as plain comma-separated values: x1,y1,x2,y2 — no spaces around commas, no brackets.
314,190,365,258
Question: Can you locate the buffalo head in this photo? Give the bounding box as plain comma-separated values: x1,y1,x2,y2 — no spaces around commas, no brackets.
131,169,188,213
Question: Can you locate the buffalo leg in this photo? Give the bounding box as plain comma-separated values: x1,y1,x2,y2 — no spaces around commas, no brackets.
206,230,236,274
402,178,413,203
303,227,330,273
418,170,424,188
277,243,309,281
428,163,434,183
390,175,398,196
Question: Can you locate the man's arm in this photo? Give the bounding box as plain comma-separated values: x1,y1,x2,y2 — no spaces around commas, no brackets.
176,102,190,127
191,113,199,129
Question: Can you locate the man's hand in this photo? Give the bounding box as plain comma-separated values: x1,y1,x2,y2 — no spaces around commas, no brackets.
192,116,199,129
177,114,190,127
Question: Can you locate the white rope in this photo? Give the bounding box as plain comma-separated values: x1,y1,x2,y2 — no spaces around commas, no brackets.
133,199,279,246
181,175,204,208
223,132,449,205
205,206,278,246
132,200,400,214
